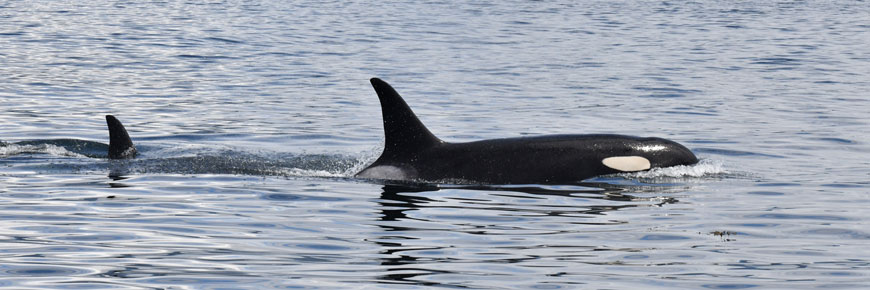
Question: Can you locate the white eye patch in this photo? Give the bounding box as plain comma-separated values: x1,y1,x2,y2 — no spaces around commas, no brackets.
602,156,651,172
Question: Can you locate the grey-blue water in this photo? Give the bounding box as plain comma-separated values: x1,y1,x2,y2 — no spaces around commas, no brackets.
2,1,869,289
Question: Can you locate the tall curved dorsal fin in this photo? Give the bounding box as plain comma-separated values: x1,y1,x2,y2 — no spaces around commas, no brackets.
370,78,443,158
106,115,137,159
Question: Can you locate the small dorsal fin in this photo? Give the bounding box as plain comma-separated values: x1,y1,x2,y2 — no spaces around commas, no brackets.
106,115,137,159
370,78,443,158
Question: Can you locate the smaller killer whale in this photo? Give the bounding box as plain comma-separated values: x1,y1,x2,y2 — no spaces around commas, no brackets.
106,115,137,159
356,78,699,184
1,115,136,159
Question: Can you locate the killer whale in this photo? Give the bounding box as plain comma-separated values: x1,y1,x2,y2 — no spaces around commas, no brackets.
356,78,699,184
106,115,137,159
1,115,136,159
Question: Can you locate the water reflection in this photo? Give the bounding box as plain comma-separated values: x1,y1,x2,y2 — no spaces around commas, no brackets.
107,174,132,188
370,181,684,286
377,181,681,221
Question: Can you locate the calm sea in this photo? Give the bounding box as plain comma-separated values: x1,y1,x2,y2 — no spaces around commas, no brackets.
2,1,869,289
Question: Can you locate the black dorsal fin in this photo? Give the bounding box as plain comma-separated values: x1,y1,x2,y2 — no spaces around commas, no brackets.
106,115,137,159
370,78,443,158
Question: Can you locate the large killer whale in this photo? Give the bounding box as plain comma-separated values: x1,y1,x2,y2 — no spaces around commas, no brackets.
356,78,699,184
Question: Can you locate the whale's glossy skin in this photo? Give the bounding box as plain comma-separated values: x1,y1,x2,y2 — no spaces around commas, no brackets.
356,78,698,184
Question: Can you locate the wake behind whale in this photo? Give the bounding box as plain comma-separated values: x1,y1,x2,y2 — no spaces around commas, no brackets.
0,116,363,177
0,142,364,178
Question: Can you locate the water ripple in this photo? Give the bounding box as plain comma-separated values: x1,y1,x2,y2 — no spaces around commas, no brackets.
2,1,870,289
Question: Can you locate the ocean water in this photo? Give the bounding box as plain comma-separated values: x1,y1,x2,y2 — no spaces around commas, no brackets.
2,1,869,289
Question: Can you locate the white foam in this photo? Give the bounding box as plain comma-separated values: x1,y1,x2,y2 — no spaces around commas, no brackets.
281,168,346,178
0,144,87,158
343,146,384,176
625,158,727,178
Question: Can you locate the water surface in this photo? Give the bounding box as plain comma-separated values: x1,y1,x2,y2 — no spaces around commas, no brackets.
2,1,869,289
